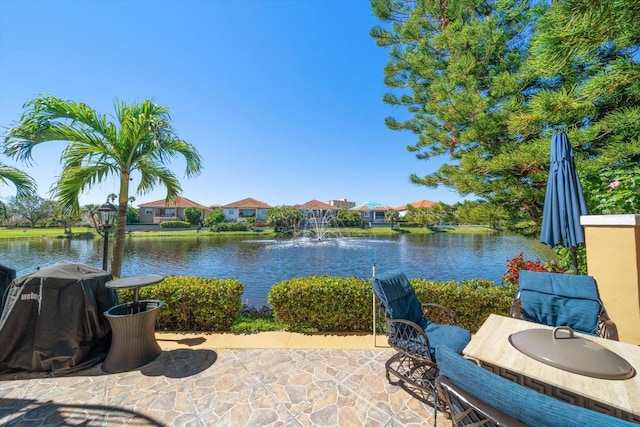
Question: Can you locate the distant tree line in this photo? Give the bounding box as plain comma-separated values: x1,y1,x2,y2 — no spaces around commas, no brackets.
1,195,139,231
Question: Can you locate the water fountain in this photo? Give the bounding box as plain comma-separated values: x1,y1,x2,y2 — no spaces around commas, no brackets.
296,209,344,240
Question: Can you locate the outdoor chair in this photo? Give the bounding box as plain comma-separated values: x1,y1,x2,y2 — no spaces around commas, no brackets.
435,346,635,427
371,269,471,407
511,270,618,340
435,376,526,427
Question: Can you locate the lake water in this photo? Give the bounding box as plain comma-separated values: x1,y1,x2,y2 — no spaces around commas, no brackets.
0,232,556,307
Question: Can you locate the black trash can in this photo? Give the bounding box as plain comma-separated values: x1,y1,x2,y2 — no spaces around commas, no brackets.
102,300,163,373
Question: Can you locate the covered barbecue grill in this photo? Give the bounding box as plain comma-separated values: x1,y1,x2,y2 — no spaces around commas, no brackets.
0,263,117,373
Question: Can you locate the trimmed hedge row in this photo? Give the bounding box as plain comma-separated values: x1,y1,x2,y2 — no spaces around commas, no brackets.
268,276,517,333
115,275,517,333
268,276,371,332
209,222,253,232
411,279,517,332
117,276,243,331
160,221,192,228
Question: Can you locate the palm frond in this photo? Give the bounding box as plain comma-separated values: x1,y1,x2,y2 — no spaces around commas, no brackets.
0,162,37,198
54,163,115,214
136,161,181,199
3,94,115,164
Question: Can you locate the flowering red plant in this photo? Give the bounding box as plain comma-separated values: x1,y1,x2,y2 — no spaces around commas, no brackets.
502,253,564,285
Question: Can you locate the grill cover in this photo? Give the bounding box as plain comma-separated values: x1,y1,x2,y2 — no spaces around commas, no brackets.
0,263,117,373
0,263,16,306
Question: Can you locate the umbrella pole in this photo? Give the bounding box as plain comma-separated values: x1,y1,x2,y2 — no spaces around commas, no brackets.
570,247,579,275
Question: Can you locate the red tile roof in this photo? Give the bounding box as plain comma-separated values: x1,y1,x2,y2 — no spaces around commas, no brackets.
293,200,337,210
222,197,272,209
139,196,210,210
395,200,439,210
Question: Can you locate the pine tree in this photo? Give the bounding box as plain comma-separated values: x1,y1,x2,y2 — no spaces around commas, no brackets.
371,0,551,228
371,0,640,228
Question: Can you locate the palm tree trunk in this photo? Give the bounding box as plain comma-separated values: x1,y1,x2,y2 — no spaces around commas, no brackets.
110,174,130,277
110,201,127,277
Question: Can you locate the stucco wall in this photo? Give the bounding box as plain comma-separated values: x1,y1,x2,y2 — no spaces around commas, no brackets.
581,215,640,344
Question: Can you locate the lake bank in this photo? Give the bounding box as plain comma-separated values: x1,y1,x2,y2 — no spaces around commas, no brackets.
0,224,495,240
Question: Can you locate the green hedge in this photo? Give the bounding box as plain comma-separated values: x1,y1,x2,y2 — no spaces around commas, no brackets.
209,222,253,232
118,276,243,331
159,221,192,228
114,275,516,333
268,276,517,333
269,276,372,332
411,279,517,332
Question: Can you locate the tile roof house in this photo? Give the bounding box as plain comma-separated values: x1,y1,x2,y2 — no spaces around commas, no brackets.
354,201,396,225
293,199,339,215
138,196,212,224
221,197,272,223
293,200,340,227
395,199,439,217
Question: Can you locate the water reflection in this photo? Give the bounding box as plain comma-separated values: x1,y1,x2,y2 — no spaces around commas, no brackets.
0,233,556,307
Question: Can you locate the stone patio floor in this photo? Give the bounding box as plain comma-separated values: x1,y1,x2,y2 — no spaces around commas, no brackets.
0,332,448,426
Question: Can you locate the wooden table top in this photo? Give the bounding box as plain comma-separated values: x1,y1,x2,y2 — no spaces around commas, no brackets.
463,314,640,416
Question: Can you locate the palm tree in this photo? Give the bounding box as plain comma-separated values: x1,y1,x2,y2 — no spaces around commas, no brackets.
384,209,399,229
0,161,37,218
2,94,203,276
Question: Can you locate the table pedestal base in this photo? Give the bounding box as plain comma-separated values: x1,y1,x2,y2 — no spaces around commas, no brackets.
102,300,163,373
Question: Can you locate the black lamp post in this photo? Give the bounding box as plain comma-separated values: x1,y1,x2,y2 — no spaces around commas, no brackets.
98,201,117,271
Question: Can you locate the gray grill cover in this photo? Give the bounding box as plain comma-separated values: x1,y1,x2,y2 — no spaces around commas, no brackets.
0,263,117,373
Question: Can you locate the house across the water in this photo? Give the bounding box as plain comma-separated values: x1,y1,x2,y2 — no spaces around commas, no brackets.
138,196,212,224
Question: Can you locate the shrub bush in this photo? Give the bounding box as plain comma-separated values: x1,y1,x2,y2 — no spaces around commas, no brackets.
116,274,516,334
119,276,243,331
159,221,192,228
269,276,372,332
502,252,564,285
411,278,517,333
269,276,517,334
209,222,252,232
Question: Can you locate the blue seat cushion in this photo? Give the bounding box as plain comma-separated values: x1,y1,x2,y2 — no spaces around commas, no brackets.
518,271,602,335
420,320,471,361
435,346,635,427
389,321,471,360
371,270,423,324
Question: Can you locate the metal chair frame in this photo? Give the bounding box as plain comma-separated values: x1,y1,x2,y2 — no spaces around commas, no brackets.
435,376,526,427
372,264,462,410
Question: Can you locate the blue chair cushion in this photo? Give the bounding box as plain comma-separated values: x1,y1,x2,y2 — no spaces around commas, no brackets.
372,270,423,324
435,346,635,427
518,271,602,335
420,320,471,361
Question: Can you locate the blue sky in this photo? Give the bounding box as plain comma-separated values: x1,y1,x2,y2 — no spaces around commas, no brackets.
0,0,465,209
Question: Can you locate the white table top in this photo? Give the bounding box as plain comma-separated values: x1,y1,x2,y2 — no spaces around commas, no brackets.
105,274,164,290
463,314,640,416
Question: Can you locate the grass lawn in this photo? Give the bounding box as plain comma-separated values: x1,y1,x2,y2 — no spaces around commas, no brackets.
230,316,286,333
0,224,495,240
0,227,90,239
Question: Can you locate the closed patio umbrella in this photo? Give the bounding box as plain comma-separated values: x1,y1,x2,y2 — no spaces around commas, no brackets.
540,132,588,274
